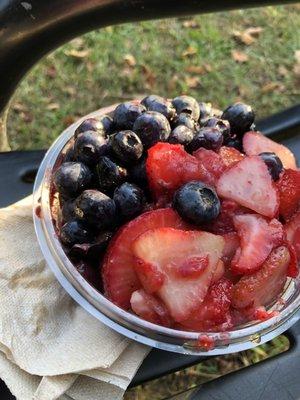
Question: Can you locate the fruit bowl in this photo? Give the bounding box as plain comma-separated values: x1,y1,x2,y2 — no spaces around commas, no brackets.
33,102,300,355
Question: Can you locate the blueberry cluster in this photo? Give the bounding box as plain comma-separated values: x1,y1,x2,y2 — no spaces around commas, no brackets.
53,95,257,266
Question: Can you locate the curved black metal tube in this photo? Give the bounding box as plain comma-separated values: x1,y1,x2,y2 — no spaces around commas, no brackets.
0,0,296,112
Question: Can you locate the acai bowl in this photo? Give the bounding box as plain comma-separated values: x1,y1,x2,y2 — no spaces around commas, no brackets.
33,96,300,355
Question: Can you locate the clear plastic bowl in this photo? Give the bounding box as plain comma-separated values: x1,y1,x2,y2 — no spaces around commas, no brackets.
33,104,300,355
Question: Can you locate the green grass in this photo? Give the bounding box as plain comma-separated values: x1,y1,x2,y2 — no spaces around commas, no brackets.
7,5,300,150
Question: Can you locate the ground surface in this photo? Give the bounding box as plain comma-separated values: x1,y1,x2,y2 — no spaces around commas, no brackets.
6,4,300,399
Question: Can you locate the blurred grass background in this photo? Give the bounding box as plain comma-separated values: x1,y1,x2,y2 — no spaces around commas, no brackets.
6,4,300,399
7,5,300,150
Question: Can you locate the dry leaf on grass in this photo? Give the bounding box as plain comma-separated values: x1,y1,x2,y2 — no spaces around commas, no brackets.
70,38,84,49
124,54,136,67
46,65,57,79
168,74,179,91
185,76,201,88
46,103,60,111
185,64,212,74
182,46,197,58
63,115,76,127
65,49,90,58
182,19,200,28
231,50,249,63
232,27,263,45
261,82,286,93
278,65,289,77
12,103,28,113
293,50,300,77
141,65,156,89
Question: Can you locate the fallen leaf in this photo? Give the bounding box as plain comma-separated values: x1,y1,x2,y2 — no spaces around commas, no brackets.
168,74,179,91
63,116,76,127
261,82,286,93
231,50,249,63
70,38,84,49
278,65,289,77
293,50,300,77
232,27,263,45
46,65,57,79
185,76,201,88
86,61,95,73
20,111,33,123
124,54,136,67
182,46,197,58
65,49,90,58
12,103,28,113
141,65,156,89
121,66,133,78
46,103,60,111
182,19,200,28
65,86,76,96
237,85,250,97
185,64,212,74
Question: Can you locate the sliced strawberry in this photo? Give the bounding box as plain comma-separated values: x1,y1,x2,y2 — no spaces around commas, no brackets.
277,169,300,220
130,289,172,327
180,278,233,331
221,232,240,266
202,199,247,235
134,259,165,293
102,208,189,309
212,259,225,283
173,256,209,278
231,214,285,275
146,142,213,201
232,246,290,309
193,148,225,183
216,155,279,218
286,243,298,278
285,211,300,259
133,228,225,322
243,131,297,170
218,146,244,168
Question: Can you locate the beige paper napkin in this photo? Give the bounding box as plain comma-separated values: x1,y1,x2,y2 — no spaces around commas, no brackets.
0,197,150,399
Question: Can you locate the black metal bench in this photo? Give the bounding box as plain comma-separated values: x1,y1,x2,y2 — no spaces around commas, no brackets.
0,1,300,398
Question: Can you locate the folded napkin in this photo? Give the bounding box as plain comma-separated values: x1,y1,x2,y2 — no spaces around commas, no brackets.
0,196,150,400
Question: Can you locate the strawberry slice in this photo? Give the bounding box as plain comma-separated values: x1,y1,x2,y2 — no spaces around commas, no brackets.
221,232,240,266
179,278,233,331
216,155,279,218
218,146,244,168
193,148,225,183
130,289,172,327
212,259,225,283
146,142,213,201
277,169,300,220
285,211,300,259
243,131,297,170
133,228,225,322
231,214,285,275
102,208,189,309
232,246,290,309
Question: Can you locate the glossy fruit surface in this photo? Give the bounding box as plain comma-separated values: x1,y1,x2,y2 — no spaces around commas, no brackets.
110,130,143,164
113,101,146,130
133,111,171,148
222,102,255,136
172,95,200,121
113,182,145,220
54,162,92,199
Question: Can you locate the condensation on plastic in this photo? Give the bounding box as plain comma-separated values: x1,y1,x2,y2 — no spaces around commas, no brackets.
33,105,300,355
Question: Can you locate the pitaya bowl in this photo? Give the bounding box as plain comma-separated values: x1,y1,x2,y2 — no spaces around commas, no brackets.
33,101,300,355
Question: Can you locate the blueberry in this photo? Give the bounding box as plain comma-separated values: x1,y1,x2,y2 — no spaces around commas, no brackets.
110,130,143,164
187,127,223,152
74,116,113,138
172,112,196,130
259,152,283,181
61,198,76,222
113,182,145,220
69,231,113,261
129,156,148,188
224,136,243,152
60,220,93,246
168,125,194,146
172,95,200,121
113,101,146,130
54,162,92,199
133,111,171,148
222,103,255,136
74,260,99,288
96,156,128,193
173,181,221,225
75,189,116,229
203,117,231,141
74,131,108,166
64,146,75,162
199,102,212,122
141,95,176,120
